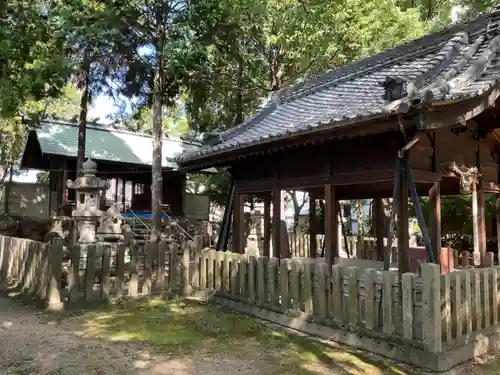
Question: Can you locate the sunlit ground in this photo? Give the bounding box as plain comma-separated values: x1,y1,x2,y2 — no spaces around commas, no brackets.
39,298,500,375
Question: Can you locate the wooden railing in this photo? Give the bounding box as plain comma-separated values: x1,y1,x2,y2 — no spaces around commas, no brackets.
186,250,442,354
439,267,500,347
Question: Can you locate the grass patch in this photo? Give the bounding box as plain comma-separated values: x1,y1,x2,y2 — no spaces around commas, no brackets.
44,297,421,375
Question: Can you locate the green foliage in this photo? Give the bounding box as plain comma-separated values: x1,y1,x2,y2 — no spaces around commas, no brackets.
0,0,71,116
180,0,433,204
184,0,430,137
0,84,81,183
186,171,232,206
36,171,50,184
413,194,497,246
121,102,190,136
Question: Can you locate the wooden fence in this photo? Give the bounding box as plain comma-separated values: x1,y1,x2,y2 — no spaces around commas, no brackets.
287,233,378,259
183,249,500,371
0,234,202,310
3,233,500,371
0,235,52,301
186,250,441,365
439,267,500,344
288,233,323,258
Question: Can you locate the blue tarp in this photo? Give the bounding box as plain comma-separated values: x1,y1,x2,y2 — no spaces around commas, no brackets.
121,212,169,218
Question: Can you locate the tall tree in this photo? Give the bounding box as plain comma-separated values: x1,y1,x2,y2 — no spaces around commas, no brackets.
109,0,192,241
58,0,141,175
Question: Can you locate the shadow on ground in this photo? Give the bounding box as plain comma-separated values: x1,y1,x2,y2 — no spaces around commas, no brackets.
40,297,424,375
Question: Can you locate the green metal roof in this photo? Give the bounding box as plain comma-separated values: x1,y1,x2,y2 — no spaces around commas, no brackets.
32,120,201,169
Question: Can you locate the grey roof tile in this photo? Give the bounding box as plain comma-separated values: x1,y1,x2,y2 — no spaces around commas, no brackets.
179,10,500,165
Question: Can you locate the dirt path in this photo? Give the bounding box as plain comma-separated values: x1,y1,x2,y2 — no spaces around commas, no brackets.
0,297,271,375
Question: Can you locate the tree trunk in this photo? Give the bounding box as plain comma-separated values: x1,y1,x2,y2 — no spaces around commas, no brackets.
268,45,283,92
287,191,307,232
76,50,90,177
3,165,13,214
235,58,244,125
151,11,164,243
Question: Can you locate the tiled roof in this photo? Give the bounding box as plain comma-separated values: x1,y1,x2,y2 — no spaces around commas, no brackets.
29,120,201,169
178,9,500,165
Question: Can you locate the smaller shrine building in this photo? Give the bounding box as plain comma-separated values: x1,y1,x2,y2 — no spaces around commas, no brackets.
20,119,204,218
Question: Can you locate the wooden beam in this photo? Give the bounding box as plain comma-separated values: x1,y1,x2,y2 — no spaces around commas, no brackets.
309,192,317,258
232,193,245,254
234,169,441,194
429,182,441,268
272,188,282,258
481,180,500,194
179,118,410,171
425,88,500,130
263,193,271,257
374,198,384,261
398,162,410,276
324,184,338,267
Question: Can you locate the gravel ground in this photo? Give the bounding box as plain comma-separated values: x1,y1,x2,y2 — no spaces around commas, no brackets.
0,297,262,375
4,294,500,375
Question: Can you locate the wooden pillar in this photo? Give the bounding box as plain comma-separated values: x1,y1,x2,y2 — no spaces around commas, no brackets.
272,188,281,258
478,184,487,266
232,193,245,254
309,192,317,258
496,193,500,256
472,182,481,266
114,178,119,203
398,162,410,276
324,184,338,267
131,181,136,209
374,198,384,261
263,193,271,257
121,179,126,209
429,182,441,267
62,163,68,204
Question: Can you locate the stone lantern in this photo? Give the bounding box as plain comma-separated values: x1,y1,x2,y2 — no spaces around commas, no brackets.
67,158,109,244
